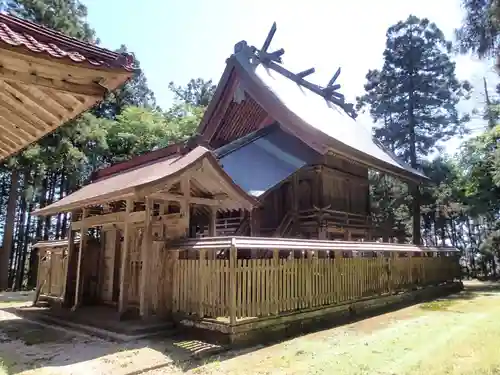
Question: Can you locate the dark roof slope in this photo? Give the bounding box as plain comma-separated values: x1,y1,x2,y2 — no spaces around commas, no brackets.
198,41,427,183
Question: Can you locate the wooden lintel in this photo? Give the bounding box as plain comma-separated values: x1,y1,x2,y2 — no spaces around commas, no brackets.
150,192,225,207
71,210,148,230
71,211,125,230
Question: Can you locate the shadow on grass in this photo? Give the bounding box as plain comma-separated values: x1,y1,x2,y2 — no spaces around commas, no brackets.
0,281,496,374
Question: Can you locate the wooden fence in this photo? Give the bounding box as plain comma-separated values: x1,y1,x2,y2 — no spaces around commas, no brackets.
172,237,461,324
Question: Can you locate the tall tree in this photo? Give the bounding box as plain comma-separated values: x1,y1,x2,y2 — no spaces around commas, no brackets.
168,78,216,107
93,45,156,119
456,0,500,61
357,15,470,244
6,0,96,42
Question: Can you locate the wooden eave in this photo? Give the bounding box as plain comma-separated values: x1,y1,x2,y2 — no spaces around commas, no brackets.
0,40,132,161
33,147,259,217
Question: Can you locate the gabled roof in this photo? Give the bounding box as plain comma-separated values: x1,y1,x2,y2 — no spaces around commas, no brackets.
0,13,135,161
216,124,319,197
198,40,427,183
33,146,258,216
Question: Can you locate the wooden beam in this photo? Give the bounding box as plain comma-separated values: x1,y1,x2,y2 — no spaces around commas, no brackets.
139,197,153,318
71,211,125,230
72,208,88,311
118,199,133,316
149,192,225,206
0,65,106,98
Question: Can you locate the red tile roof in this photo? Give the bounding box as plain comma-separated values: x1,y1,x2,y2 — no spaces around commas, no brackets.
0,12,134,71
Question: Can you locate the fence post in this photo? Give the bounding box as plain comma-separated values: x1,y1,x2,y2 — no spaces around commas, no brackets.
273,248,279,315
169,249,180,314
198,248,206,318
306,250,313,308
229,238,237,325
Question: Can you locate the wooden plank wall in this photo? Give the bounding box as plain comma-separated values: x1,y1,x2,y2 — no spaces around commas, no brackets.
37,247,67,298
172,253,461,322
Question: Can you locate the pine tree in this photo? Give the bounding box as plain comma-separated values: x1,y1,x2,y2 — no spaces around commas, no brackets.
357,15,471,244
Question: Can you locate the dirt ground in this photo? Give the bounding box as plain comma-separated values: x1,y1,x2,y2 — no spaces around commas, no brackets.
1,281,500,375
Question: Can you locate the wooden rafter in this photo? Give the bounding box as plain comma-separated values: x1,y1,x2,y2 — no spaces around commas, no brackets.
0,66,106,97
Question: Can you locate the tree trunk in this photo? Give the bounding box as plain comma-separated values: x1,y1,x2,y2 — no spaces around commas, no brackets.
15,195,32,290
0,170,19,290
55,172,65,239
12,195,27,290
27,178,47,289
43,173,56,241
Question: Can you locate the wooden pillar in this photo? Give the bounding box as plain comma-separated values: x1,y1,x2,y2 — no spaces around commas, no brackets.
250,208,260,258
198,248,207,317
229,238,237,325
273,248,279,314
180,176,190,238
208,206,217,237
250,207,261,236
291,174,300,235
118,199,133,316
72,208,88,311
62,225,75,303
140,197,153,318
312,166,324,211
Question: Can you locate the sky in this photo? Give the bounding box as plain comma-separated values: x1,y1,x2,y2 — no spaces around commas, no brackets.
82,0,499,155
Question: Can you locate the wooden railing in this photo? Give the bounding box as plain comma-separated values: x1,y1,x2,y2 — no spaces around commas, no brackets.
171,237,461,324
299,208,371,228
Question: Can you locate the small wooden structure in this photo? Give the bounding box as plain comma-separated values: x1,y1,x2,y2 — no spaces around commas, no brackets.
34,146,257,317
0,13,134,161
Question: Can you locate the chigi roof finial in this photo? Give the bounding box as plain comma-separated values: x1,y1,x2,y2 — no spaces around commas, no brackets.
234,22,357,119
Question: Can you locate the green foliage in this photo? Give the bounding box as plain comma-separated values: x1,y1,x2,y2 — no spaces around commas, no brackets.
456,0,500,59
357,15,470,166
168,78,216,107
6,0,96,42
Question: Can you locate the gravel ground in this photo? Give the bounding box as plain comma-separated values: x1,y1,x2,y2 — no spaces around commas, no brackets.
0,281,499,375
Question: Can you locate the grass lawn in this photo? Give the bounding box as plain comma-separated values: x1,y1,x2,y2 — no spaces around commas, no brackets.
0,281,499,375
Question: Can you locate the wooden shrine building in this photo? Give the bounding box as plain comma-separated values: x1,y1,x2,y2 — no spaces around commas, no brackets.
32,24,461,339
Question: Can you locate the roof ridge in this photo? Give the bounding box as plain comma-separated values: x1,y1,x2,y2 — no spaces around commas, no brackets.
231,22,356,119
92,143,185,182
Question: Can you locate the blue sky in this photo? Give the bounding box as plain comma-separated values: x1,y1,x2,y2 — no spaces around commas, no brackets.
82,0,498,154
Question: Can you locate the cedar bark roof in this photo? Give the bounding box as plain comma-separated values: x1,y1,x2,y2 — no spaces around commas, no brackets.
33,146,258,216
198,41,428,183
0,13,135,161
